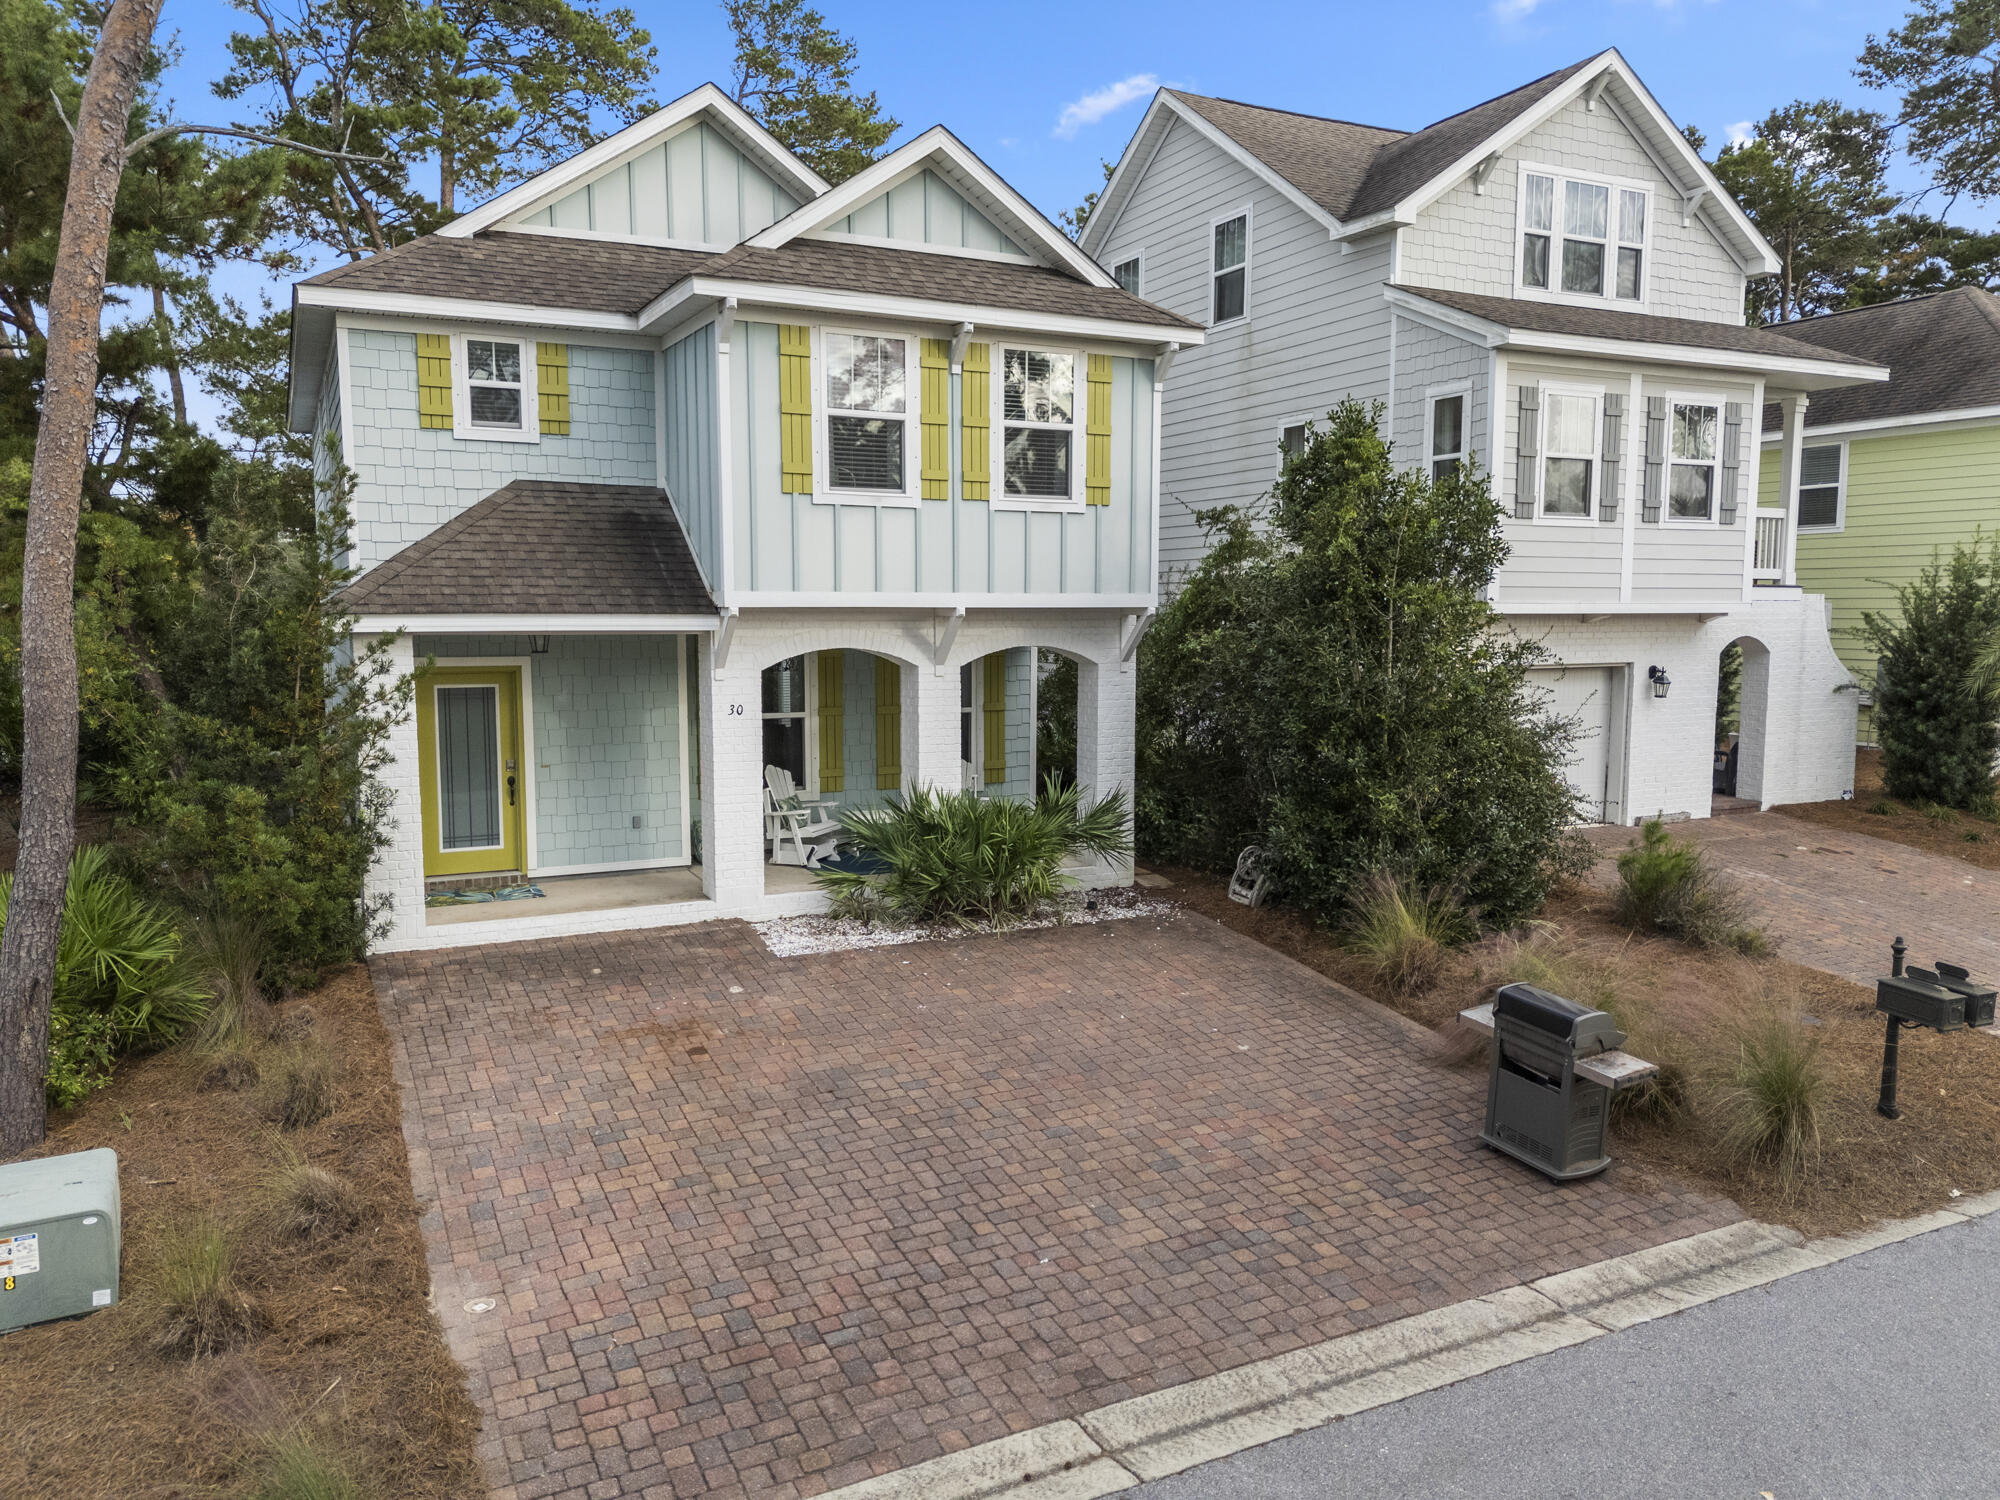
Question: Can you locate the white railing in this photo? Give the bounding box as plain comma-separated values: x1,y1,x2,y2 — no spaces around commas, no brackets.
1753,511,1787,582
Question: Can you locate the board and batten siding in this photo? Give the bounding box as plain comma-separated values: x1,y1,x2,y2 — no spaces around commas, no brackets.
1782,421,2000,683
814,168,1026,257
1091,116,1395,583
514,121,800,246
1390,316,1490,473
1496,355,1758,606
414,633,689,872
1397,93,1747,327
662,322,722,589
338,326,656,572
728,321,1154,598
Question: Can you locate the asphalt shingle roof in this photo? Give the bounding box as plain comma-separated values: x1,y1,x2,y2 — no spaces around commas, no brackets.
1393,286,1874,364
1756,287,2000,431
341,481,716,616
1165,58,1598,224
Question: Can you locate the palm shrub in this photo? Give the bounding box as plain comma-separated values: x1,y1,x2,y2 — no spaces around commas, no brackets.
1615,818,1765,954
816,775,1131,926
1861,536,2000,813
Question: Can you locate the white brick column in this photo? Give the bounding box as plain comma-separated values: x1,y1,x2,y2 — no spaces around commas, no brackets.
907,656,962,794
362,631,427,950
699,636,765,908
1074,655,1137,886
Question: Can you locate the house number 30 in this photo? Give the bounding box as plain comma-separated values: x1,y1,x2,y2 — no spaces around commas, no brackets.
727,703,745,715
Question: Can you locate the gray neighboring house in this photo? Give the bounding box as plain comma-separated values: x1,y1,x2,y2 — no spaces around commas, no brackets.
1082,49,1889,823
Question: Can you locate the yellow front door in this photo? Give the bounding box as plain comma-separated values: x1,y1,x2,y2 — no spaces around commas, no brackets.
416,668,526,879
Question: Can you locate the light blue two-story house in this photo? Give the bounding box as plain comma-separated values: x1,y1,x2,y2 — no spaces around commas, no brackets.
288,84,1198,951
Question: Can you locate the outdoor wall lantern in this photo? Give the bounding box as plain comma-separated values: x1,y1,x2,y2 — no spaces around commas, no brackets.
528,635,552,655
1647,665,1671,699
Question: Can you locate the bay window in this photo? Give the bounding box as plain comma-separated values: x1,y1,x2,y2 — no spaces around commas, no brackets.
1669,399,1720,520
997,346,1077,502
1520,169,1648,303
1540,389,1599,518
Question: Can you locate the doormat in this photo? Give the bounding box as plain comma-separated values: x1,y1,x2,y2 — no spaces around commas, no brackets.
424,883,547,907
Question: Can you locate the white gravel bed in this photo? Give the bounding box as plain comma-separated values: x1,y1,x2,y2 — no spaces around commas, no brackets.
752,890,1177,958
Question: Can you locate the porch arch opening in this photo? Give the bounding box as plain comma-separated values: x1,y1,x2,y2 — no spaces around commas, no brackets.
1714,635,1773,811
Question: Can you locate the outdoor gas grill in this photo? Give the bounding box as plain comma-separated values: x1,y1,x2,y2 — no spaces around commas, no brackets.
1477,983,1629,1181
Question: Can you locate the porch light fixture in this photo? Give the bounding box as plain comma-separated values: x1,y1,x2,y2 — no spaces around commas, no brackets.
528,635,551,655
1647,665,1671,700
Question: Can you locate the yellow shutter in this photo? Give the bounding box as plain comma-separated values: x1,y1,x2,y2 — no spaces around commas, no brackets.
536,342,570,435
982,652,1008,787
1085,353,1112,505
416,332,453,430
960,341,990,500
779,324,813,493
817,651,844,793
920,338,950,499
875,659,902,791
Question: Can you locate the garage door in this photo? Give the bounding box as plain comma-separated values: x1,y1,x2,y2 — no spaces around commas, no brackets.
1529,666,1615,823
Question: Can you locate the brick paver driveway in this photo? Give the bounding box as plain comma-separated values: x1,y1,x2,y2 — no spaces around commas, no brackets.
1586,812,2000,985
375,912,1735,1500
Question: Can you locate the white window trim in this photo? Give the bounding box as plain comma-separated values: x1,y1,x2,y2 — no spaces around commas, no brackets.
1424,381,1472,479
813,324,923,508
1110,248,1145,297
761,652,821,799
1513,162,1652,311
1276,414,1314,479
1795,438,1848,533
451,331,541,443
1535,381,1604,526
1207,204,1252,329
1663,388,1729,527
990,342,1087,512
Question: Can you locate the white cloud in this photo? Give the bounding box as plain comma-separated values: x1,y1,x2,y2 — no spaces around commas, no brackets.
1491,0,1545,19
1054,74,1159,140
1726,120,1754,147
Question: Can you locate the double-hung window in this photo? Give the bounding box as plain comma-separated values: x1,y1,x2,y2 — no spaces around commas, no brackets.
1797,443,1844,530
822,331,916,500
1521,169,1647,303
456,334,537,439
997,346,1077,503
762,655,811,791
1211,211,1248,324
1112,255,1142,295
1540,389,1599,518
1668,399,1721,520
1280,422,1309,468
1428,392,1466,480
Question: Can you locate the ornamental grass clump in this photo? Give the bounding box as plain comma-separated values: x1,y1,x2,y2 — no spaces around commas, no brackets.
154,1216,259,1358
1342,873,1470,995
1717,1007,1827,1190
1615,818,1766,955
816,775,1131,927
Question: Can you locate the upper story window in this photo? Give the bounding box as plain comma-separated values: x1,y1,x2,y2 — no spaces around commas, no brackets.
1797,443,1845,530
466,339,524,427
1428,392,1466,480
1669,399,1720,520
998,346,1076,503
823,331,914,498
1281,422,1308,463
1540,388,1599,518
1519,169,1648,304
1211,211,1248,324
448,332,539,442
1112,255,1142,295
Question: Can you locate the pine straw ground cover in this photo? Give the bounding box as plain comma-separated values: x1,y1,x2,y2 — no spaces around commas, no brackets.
1155,864,2000,1238
1781,747,2000,872
0,966,481,1500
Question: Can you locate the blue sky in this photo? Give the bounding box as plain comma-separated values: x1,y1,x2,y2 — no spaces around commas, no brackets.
151,0,1926,429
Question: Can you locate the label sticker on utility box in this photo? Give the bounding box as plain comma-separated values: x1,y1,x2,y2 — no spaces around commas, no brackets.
0,1232,41,1277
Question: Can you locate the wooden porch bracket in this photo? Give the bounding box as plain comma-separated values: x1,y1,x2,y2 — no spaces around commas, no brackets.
1120,607,1156,664
933,605,965,672
711,606,739,675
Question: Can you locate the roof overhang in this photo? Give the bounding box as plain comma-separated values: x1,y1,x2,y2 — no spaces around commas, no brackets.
1385,287,1888,390
438,83,827,240
350,612,720,635
1757,402,2000,444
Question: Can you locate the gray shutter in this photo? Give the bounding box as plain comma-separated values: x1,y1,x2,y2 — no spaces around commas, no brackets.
1514,384,1540,520
1599,393,1624,524
1719,401,1744,525
1641,396,1667,523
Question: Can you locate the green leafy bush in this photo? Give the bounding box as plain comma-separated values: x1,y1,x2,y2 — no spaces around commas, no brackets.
1861,536,2000,813
1343,873,1469,994
45,1007,116,1110
816,775,1131,926
1615,819,1766,954
1718,1008,1827,1188
1135,400,1584,931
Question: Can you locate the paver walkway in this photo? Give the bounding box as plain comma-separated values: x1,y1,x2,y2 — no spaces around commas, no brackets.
375,913,1735,1500
1586,812,2000,985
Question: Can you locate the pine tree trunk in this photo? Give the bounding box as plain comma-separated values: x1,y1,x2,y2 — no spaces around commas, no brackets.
0,0,166,1157
152,283,186,427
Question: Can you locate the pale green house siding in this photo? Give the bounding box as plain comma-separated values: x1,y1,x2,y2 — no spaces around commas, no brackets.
1771,422,2000,741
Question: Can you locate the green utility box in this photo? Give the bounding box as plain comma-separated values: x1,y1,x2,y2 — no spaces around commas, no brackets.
1877,970,1966,1033
0,1147,120,1333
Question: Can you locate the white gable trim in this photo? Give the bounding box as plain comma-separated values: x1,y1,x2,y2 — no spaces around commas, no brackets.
1343,52,1778,276
1083,93,1343,255
745,126,1117,287
439,83,827,241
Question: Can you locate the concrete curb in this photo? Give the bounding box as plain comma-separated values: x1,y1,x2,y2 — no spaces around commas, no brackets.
816,1195,2000,1499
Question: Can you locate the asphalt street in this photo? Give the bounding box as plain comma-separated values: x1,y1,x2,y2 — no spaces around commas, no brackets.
1132,1205,1998,1500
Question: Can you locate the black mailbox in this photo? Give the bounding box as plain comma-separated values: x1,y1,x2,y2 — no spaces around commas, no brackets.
1933,963,1996,1029
1876,968,1966,1032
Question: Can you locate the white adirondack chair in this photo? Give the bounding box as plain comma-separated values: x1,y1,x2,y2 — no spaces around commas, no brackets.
763,768,842,866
